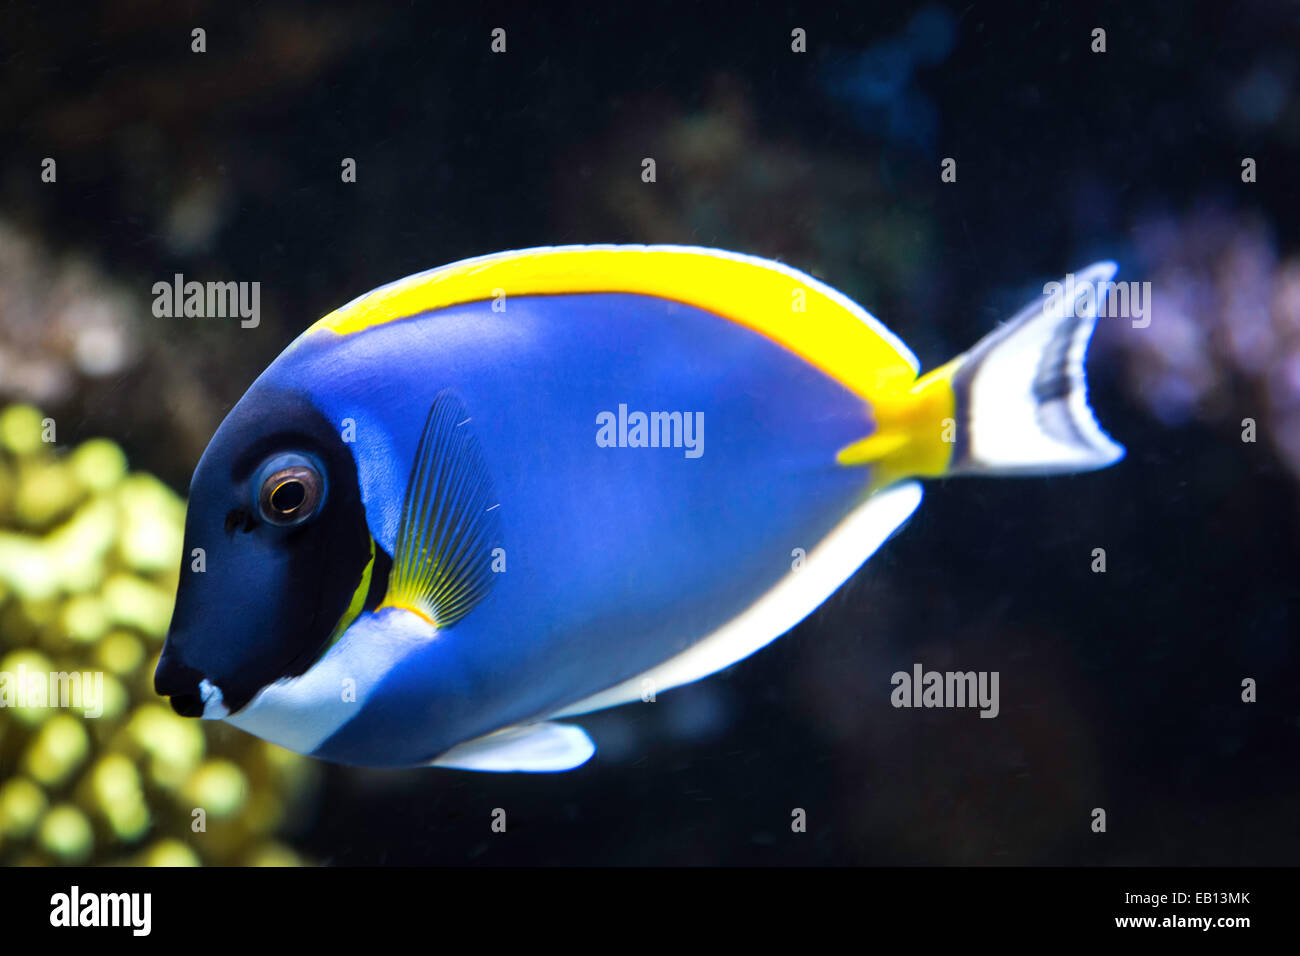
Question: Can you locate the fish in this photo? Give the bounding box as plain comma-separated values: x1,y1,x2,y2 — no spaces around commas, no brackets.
154,245,1125,771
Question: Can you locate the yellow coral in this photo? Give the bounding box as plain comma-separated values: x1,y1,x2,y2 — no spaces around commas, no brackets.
0,407,317,866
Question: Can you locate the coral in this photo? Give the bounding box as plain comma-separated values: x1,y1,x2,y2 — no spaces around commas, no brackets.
1111,206,1300,478
0,404,317,865
0,221,138,408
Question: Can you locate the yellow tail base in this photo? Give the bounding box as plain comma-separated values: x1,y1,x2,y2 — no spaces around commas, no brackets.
836,358,960,490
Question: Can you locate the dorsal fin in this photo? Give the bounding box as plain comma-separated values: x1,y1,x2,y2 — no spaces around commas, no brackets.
307,245,920,399
379,391,501,628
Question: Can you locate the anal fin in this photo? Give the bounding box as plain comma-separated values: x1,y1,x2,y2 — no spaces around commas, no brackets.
551,480,924,718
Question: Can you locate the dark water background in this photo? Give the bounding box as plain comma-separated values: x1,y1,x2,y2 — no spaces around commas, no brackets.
3,0,1298,864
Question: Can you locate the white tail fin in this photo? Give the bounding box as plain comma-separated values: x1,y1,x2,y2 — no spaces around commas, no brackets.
948,262,1125,475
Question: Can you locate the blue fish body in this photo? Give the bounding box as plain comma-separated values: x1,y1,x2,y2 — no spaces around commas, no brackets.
277,293,868,764
155,246,1125,770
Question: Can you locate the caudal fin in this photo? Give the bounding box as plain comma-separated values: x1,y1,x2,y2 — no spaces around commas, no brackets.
941,261,1125,476
834,262,1125,486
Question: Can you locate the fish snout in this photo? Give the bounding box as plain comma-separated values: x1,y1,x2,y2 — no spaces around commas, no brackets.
154,652,207,718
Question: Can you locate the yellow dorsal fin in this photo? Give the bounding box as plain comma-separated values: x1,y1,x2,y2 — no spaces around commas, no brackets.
308,245,919,401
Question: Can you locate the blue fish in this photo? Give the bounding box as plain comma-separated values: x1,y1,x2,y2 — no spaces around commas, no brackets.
154,246,1124,770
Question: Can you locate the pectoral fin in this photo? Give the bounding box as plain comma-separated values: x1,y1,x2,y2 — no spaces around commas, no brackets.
380,390,501,628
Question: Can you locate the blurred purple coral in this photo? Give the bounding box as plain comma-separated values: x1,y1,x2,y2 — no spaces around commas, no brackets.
1112,206,1300,476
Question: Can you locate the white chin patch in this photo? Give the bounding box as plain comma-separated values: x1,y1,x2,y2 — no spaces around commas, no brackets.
199,678,230,719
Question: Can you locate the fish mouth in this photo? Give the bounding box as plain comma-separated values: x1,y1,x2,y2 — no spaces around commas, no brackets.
154,654,228,719
168,692,205,718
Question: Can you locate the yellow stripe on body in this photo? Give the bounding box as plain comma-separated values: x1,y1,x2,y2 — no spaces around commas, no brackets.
310,244,957,482
321,537,375,654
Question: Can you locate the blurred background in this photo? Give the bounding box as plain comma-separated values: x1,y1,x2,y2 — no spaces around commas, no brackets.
1,0,1297,864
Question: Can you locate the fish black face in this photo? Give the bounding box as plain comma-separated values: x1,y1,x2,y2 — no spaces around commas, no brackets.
155,385,372,717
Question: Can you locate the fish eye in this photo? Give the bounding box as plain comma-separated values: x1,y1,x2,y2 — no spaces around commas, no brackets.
252,453,326,527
